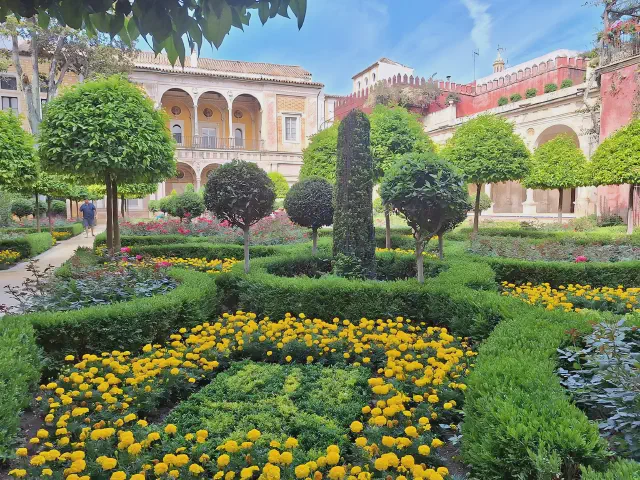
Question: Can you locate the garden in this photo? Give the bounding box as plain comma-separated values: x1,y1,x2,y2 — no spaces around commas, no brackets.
0,75,638,480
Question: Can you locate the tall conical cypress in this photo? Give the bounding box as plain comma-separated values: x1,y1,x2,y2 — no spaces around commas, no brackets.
333,110,376,278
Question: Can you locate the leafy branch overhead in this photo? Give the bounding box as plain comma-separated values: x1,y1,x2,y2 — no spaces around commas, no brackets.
0,0,308,65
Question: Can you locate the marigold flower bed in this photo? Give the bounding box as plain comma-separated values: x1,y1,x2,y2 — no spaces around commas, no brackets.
10,312,475,480
130,256,239,275
0,249,21,267
501,281,640,313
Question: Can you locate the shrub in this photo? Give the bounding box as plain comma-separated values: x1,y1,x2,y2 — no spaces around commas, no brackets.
148,199,160,213
561,79,574,89
284,177,334,255
129,243,279,261
267,171,290,198
581,460,640,479
11,198,34,220
333,110,376,278
48,199,67,216
545,83,558,93
468,191,492,212
509,93,522,102
497,96,508,106
598,212,625,227
173,191,205,221
372,197,385,214
204,160,276,273
0,232,53,258
299,122,339,183
526,88,537,98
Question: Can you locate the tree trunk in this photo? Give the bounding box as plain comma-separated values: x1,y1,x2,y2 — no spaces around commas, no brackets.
47,196,53,235
35,193,40,233
438,233,444,260
628,184,635,235
243,227,250,274
312,227,318,255
105,175,113,254
112,181,120,250
473,183,481,235
415,233,424,283
76,201,79,219
121,194,126,218
558,188,564,223
384,206,391,249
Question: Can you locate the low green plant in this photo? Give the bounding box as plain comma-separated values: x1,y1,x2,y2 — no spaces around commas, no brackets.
173,191,205,221
526,88,538,98
509,93,523,102
268,171,290,198
561,79,574,89
497,96,508,106
49,199,67,216
545,83,559,93
581,459,640,479
11,198,34,220
598,212,625,227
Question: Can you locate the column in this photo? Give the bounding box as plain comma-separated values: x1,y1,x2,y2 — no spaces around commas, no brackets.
483,183,493,214
228,108,234,144
522,188,538,215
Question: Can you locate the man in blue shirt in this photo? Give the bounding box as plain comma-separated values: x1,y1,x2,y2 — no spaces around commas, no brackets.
79,198,97,237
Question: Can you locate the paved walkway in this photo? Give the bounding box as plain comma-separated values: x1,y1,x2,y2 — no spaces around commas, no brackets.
0,226,105,309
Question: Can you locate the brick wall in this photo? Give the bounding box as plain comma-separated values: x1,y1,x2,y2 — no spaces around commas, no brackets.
276,95,306,152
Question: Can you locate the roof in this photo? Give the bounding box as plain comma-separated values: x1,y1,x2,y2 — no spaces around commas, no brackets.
134,52,322,86
351,57,414,79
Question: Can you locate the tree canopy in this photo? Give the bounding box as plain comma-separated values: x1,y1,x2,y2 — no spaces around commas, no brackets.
524,135,587,190
590,119,640,187
0,0,307,64
268,171,290,198
299,123,339,183
0,110,38,190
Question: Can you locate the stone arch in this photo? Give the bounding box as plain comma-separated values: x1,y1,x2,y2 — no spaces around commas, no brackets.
201,163,221,188
534,124,580,148
231,94,262,150
165,162,196,195
196,90,228,147
161,88,195,145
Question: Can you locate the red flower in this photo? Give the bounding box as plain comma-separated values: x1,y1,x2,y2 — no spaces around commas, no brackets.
575,256,588,263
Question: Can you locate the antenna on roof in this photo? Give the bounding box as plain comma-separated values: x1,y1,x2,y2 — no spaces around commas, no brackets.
473,49,480,82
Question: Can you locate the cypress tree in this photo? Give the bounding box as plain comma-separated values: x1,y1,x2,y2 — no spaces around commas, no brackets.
333,110,376,278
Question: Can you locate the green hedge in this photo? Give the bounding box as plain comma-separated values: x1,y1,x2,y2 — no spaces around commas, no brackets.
486,256,640,287
94,232,212,248
0,232,53,258
0,317,40,460
130,243,281,261
581,460,640,479
18,269,218,373
0,222,83,236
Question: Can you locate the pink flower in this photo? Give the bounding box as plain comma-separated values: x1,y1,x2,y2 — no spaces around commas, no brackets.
575,256,588,263
135,255,143,262
121,247,131,253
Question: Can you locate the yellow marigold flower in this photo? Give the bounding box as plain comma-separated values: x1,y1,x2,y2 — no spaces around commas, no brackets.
418,445,431,456
189,464,205,475
154,463,169,475
101,457,118,470
246,429,261,442
328,466,346,480
295,464,310,479
374,457,388,471
110,472,127,480
431,438,444,448
42,469,53,476
350,421,363,433
284,437,298,449
15,448,28,457
217,454,230,468
165,424,177,435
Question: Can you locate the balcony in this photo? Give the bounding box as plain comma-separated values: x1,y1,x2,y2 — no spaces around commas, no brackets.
600,33,640,67
174,135,264,151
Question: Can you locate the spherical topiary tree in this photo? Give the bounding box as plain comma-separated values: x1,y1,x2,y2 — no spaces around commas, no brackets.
590,119,640,234
299,123,339,183
173,191,205,222
381,152,470,282
204,159,275,273
284,176,334,255
11,198,34,221
38,75,175,253
441,114,530,234
268,172,290,198
523,134,587,223
333,110,376,279
0,110,38,191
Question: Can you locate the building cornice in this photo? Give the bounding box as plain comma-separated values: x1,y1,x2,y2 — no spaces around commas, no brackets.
596,54,640,74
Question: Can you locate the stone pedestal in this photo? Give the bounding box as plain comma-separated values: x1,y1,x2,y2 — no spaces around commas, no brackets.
522,188,538,214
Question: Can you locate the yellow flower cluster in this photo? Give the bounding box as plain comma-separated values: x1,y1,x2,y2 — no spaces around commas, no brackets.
0,249,21,265
12,312,475,479
52,231,72,241
147,256,238,274
376,248,438,260
501,281,640,313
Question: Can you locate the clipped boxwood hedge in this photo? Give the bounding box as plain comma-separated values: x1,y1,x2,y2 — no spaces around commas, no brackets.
0,222,83,236
0,232,53,258
130,243,281,261
94,232,212,248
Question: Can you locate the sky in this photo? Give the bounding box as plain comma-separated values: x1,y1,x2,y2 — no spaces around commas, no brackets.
169,0,603,94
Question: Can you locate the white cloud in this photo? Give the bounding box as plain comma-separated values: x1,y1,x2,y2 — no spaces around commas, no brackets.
461,0,492,52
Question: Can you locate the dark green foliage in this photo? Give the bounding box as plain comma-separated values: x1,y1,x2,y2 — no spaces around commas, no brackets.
0,232,53,258
525,134,587,190
526,88,538,98
561,79,574,89
545,83,559,93
1,224,83,237
510,93,522,102
497,96,508,106
49,199,67,216
0,110,38,190
581,460,640,479
333,110,376,278
130,243,280,261
173,191,205,220
285,177,333,254
167,362,369,462
268,171,290,198
299,123,339,183
469,191,492,212
0,316,40,460
10,198,34,220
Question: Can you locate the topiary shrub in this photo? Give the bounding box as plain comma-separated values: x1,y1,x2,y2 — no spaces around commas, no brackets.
333,110,376,279
148,199,160,214
526,88,537,98
497,96,508,106
11,198,34,220
204,159,275,273
49,199,67,216
561,79,573,89
268,172,290,198
468,191,492,212
284,176,334,255
544,83,558,93
173,191,205,221
510,93,522,102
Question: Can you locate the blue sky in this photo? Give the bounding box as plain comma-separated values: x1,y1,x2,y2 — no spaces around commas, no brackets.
191,0,603,94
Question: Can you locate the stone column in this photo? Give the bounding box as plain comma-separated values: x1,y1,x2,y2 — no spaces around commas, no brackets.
227,91,235,146
483,183,493,214
522,188,538,215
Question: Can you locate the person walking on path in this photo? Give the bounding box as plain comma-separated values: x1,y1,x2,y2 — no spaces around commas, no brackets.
79,198,97,237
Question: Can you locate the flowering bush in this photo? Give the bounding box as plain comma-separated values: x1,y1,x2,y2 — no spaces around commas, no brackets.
0,249,21,267
131,256,238,275
10,311,475,480
376,248,438,260
501,281,640,314
52,231,72,241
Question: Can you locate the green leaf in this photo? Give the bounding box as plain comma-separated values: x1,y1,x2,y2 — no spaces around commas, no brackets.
289,0,306,29
61,0,83,29
126,16,140,42
89,12,110,33
200,3,232,49
231,8,244,30
187,19,202,54
258,1,270,25
278,1,290,18
269,0,280,18
37,11,50,29
109,13,125,38
172,32,186,67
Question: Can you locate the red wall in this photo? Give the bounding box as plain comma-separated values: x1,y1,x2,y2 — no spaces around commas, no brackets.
600,63,639,138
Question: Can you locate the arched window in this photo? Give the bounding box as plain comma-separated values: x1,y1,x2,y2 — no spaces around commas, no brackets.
357,81,361,90
372,73,376,83
235,128,244,148
365,77,369,87
171,124,182,144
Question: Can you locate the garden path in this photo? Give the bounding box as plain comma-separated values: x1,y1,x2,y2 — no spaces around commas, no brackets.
0,226,105,310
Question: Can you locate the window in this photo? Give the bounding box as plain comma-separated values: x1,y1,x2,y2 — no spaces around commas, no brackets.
357,81,361,90
201,127,217,148
284,116,299,142
365,77,369,87
1,96,18,113
171,124,183,144
0,75,17,91
372,73,376,83
234,128,244,148
41,98,47,115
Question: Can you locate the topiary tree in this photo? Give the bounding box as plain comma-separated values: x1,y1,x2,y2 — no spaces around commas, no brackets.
268,172,290,198
174,190,206,222
523,134,587,223
381,153,470,282
299,123,339,183
370,105,436,248
118,183,160,218
284,176,334,255
333,110,376,279
441,114,530,234
0,110,38,192
38,75,175,254
49,199,67,217
590,119,640,234
11,198,34,221
204,159,275,273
